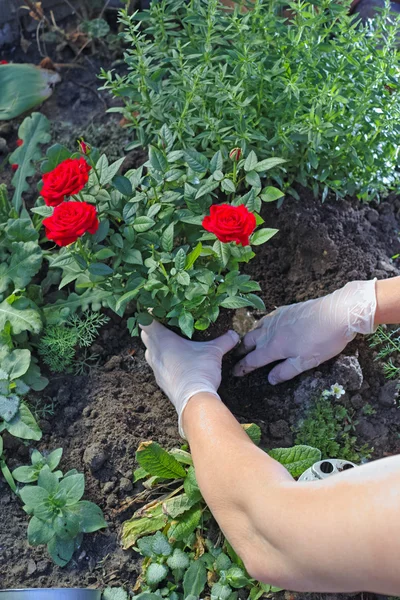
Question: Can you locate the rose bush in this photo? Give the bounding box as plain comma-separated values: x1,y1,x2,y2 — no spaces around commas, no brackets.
31,128,284,338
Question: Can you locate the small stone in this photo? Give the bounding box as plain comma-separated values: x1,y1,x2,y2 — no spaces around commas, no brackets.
103,481,115,494
26,559,37,576
269,419,290,438
350,394,364,410
36,560,50,575
0,122,13,136
82,406,92,418
120,477,133,494
378,380,399,407
377,259,397,274
104,355,122,371
83,443,108,472
0,137,8,153
366,209,379,224
106,493,118,507
331,355,363,392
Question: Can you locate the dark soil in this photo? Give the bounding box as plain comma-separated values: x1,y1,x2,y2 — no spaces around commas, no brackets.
1,28,400,600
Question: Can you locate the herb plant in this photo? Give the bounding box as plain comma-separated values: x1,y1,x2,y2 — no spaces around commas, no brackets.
19,461,107,566
370,324,400,379
101,0,400,201
35,132,282,338
122,430,321,600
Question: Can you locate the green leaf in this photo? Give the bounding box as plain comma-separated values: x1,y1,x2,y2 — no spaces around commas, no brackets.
185,242,202,270
242,423,261,445
245,170,261,188
122,511,167,549
161,222,174,252
0,241,42,292
9,112,51,212
20,485,49,508
27,515,54,546
213,240,231,267
41,143,71,173
149,145,168,173
12,465,37,483
0,298,42,335
221,178,236,194
146,563,169,586
246,293,266,311
225,567,250,588
179,312,194,338
47,536,75,567
5,402,42,441
251,228,278,245
184,149,209,173
268,445,322,478
260,186,284,202
47,448,63,471
113,175,133,196
254,157,287,172
163,493,197,518
81,17,110,38
5,218,38,242
100,156,126,186
0,395,20,422
38,466,59,494
133,466,148,482
151,531,172,556
210,150,223,173
0,65,58,120
103,588,129,600
76,500,107,533
31,205,53,217
184,466,202,502
220,296,253,309
136,441,187,479
167,548,190,570
195,179,219,199
244,151,258,172
160,124,175,152
168,504,202,542
133,216,155,232
177,271,190,286
88,263,114,277
174,248,186,271
59,473,85,505
183,559,207,598
2,349,31,380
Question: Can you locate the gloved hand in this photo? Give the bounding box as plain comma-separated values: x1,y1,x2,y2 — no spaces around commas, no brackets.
141,321,240,438
233,279,377,384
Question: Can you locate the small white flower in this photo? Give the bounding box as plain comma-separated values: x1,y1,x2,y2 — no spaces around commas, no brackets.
330,383,345,399
322,389,332,398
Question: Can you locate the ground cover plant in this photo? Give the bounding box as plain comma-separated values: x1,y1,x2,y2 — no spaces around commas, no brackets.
121,427,321,600
370,324,400,381
100,0,400,201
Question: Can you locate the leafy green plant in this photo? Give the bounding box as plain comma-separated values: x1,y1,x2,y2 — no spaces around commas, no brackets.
295,386,372,462
370,325,400,380
19,462,107,566
35,134,282,338
100,0,400,201
121,429,320,600
12,447,63,483
38,311,109,373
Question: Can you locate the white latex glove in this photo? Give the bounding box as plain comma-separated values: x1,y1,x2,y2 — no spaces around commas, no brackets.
141,321,240,438
233,279,377,384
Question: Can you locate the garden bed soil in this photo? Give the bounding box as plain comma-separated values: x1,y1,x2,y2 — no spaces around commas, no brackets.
1,39,400,600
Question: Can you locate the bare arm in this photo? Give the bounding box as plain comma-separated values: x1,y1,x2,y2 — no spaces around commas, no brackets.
183,393,400,595
375,276,400,324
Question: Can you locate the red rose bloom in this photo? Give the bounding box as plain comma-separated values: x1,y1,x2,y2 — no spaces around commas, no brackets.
11,164,18,172
16,139,23,147
43,201,99,247
41,157,92,207
0,60,8,65
78,139,90,154
202,204,256,246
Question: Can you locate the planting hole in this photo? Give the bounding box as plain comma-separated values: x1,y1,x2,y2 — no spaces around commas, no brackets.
342,463,354,471
320,461,334,474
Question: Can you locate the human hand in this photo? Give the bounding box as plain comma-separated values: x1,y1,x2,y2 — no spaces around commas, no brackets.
233,279,377,384
141,321,240,437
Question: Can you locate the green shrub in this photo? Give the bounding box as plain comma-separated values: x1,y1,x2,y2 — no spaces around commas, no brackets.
100,0,400,201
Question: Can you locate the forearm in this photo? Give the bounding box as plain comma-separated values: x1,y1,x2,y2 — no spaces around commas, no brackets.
375,276,400,325
182,394,400,594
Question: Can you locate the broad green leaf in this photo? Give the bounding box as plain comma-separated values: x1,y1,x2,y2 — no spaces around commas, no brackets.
169,448,193,466
268,445,322,478
184,466,202,502
122,511,167,549
167,548,190,570
146,563,169,586
168,504,202,542
5,402,42,441
0,241,42,292
81,17,110,38
179,312,194,338
242,423,261,445
0,395,19,422
41,143,71,173
149,145,168,173
177,271,190,286
163,493,197,518
47,448,63,471
76,500,107,532
5,218,38,242
210,150,223,173
123,249,143,265
221,178,236,194
244,151,258,172
0,66,59,120
246,293,266,311
88,262,113,277
225,566,250,588
12,465,37,483
184,149,209,173
38,466,59,494
254,157,287,172
175,248,186,271
43,290,114,324
20,485,49,508
103,588,129,600
136,441,187,479
195,179,219,199
133,216,155,232
53,512,81,540
27,515,54,546
260,186,284,202
59,473,85,505
0,299,42,335
2,349,31,380
183,559,207,598
161,222,174,252
133,466,148,482
9,112,51,212
245,170,261,188
113,175,133,196
100,157,126,185
160,124,175,151
31,205,53,217
251,228,278,246
47,536,75,567
220,296,253,309
213,240,230,267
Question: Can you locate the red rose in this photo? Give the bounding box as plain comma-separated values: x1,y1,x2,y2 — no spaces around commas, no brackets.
0,60,8,65
229,147,242,161
78,139,90,154
11,164,18,172
202,204,256,246
41,157,92,207
16,139,23,147
43,201,99,247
